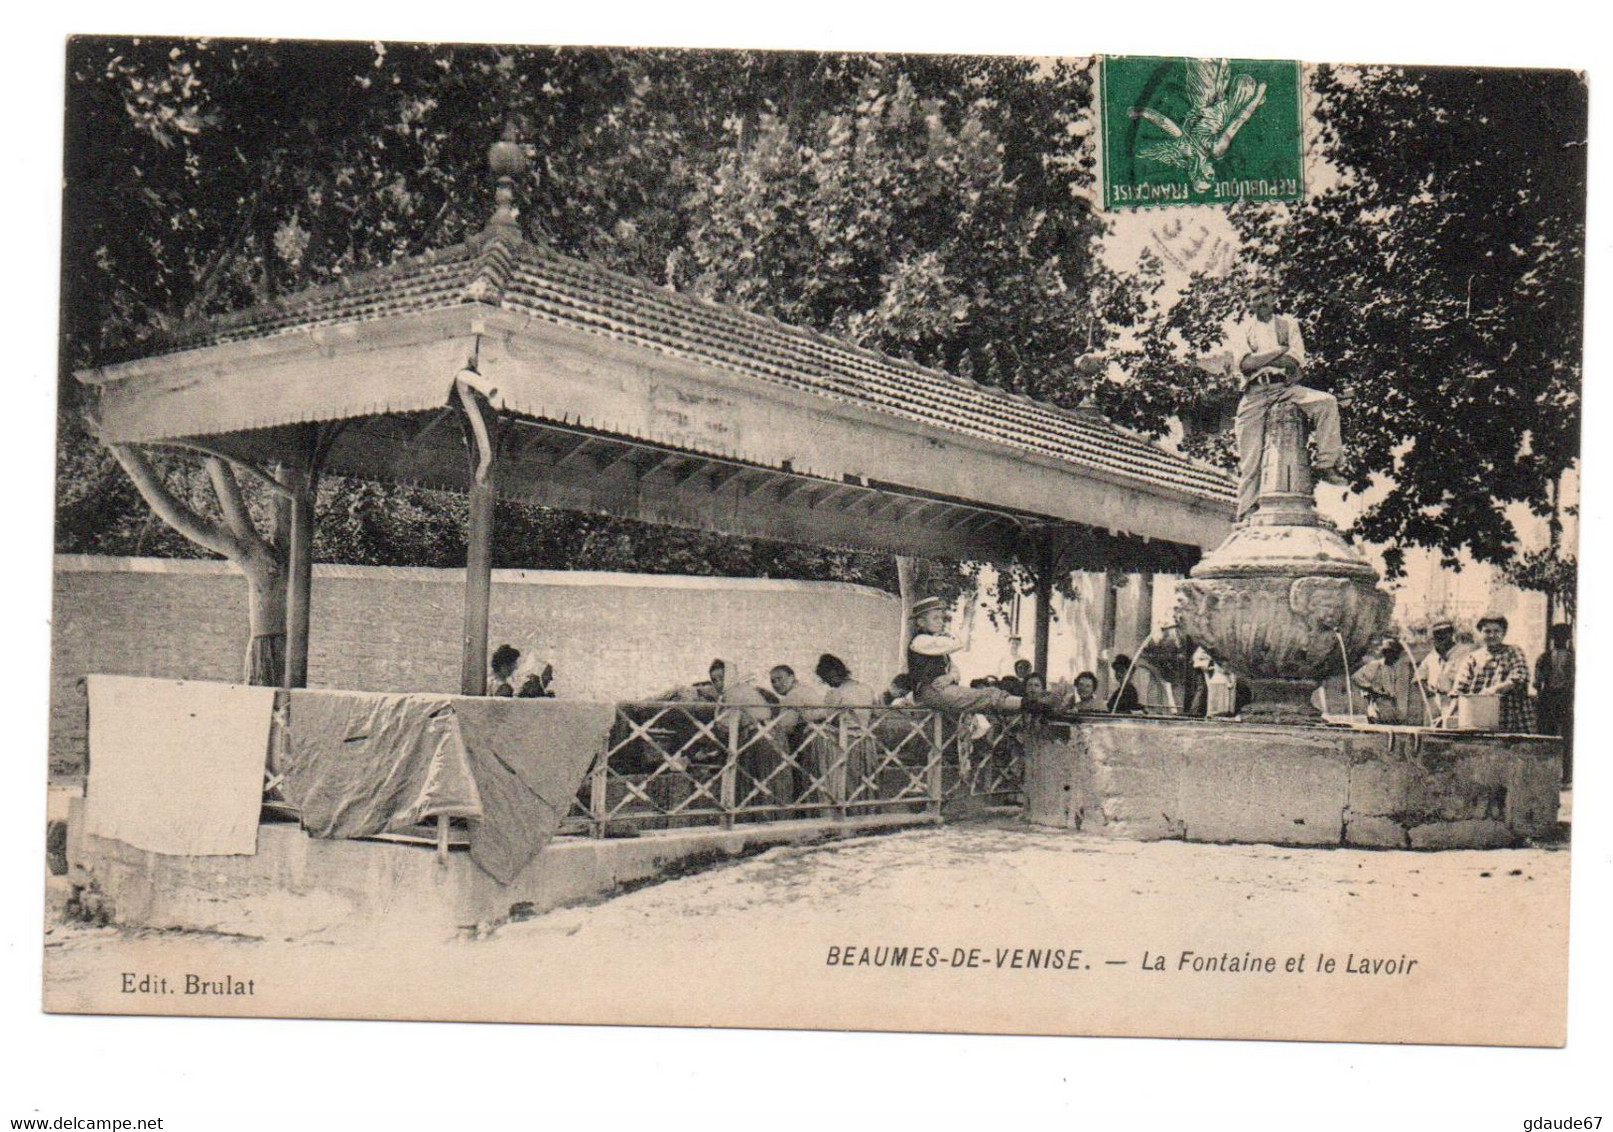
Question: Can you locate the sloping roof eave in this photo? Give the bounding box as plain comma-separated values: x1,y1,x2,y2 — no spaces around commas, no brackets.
83,232,1235,508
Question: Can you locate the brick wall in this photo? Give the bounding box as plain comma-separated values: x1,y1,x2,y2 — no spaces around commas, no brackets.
48,556,901,776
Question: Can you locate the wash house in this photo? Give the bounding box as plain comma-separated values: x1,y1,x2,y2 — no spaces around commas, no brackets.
71,143,1236,897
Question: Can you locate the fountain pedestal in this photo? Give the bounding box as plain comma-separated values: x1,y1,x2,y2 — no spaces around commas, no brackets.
1175,395,1391,720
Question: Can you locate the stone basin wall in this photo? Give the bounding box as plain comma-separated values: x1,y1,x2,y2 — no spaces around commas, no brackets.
1024,717,1562,849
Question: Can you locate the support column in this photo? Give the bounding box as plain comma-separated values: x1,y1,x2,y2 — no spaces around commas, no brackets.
461,478,496,696
282,422,335,691
1100,569,1121,661
1133,572,1155,648
283,462,315,690
1130,572,1155,703
896,555,917,672
1032,572,1053,679
454,375,501,697
1032,539,1057,679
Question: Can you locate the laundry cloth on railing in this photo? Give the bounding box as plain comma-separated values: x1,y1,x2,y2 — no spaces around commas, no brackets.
274,690,614,884
84,676,275,856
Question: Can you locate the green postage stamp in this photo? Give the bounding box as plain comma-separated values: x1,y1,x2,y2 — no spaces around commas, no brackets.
1100,56,1305,208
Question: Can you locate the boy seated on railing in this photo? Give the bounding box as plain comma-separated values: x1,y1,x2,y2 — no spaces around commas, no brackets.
907,598,1050,715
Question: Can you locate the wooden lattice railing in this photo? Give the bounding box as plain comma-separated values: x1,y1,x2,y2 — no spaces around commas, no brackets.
558,701,1027,837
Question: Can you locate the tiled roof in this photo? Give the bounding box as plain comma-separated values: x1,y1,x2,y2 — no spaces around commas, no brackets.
163,231,1235,504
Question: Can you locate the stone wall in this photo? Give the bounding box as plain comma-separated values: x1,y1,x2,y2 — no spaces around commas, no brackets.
1024,716,1562,849
49,555,902,776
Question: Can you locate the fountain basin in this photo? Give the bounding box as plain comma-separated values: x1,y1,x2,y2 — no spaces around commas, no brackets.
1174,397,1393,718
1024,716,1561,849
1176,516,1394,719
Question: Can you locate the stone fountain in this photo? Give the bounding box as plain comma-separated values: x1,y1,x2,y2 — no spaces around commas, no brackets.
1174,398,1392,720
1021,397,1562,849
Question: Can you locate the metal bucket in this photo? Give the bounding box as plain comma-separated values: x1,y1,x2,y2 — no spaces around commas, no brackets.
1455,694,1501,730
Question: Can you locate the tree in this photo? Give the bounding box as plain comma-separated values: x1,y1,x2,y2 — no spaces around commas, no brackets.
1502,549,1576,625
673,58,1114,398
102,443,291,683
60,37,525,682
1116,65,1586,577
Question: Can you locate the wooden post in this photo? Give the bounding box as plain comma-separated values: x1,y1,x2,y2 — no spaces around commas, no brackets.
461,478,496,697
720,711,739,830
454,376,501,698
589,734,610,840
834,712,850,822
1134,573,1155,647
1032,539,1056,679
896,555,917,671
1131,571,1156,705
283,461,315,690
281,421,336,691
1101,569,1121,665
926,711,945,820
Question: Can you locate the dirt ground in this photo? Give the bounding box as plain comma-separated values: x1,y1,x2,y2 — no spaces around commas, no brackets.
41,805,1571,1046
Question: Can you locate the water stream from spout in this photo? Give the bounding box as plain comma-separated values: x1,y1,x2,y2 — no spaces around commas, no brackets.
1334,630,1357,720
1397,634,1434,726
1113,629,1185,714
1116,639,1148,712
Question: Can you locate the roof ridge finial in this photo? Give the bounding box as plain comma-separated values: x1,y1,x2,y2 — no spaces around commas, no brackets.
485,117,530,238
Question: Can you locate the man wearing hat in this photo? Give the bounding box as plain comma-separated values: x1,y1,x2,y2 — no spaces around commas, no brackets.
1231,281,1346,521
1452,614,1536,733
907,597,1030,713
1415,618,1471,722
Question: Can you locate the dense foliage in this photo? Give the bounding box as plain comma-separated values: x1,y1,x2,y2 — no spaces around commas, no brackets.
1124,65,1586,575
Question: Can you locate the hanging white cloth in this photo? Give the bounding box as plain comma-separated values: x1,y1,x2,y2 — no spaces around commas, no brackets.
84,676,274,856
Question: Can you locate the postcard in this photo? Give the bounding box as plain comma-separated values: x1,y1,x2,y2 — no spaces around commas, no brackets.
43,37,1584,1048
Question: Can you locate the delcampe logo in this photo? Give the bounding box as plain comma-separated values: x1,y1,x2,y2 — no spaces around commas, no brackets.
1100,56,1304,209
